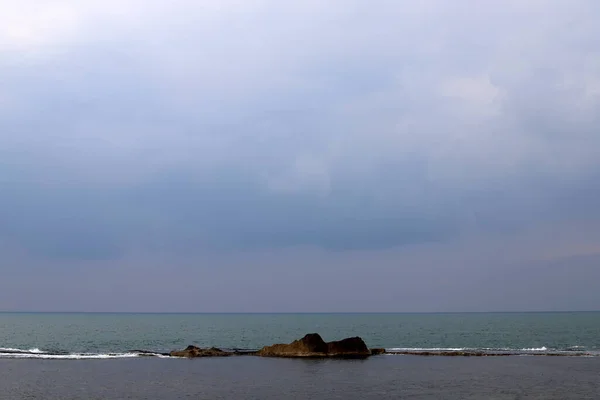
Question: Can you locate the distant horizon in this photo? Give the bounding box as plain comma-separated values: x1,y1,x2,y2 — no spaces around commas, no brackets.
2,310,599,314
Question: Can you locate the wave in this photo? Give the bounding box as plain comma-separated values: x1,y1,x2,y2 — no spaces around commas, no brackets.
387,347,548,352
383,346,599,357
0,347,45,354
0,347,171,360
388,348,468,351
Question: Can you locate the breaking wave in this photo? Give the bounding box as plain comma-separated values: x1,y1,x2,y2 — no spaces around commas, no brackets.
387,347,549,352
0,347,171,360
388,348,469,351
0,347,44,354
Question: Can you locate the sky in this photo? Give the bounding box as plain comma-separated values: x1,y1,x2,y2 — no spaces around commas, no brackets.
1,0,599,312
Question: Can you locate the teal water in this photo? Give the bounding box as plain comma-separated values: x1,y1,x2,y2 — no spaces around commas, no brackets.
1,312,599,358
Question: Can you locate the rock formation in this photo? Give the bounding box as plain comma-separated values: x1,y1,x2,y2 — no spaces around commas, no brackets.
170,333,381,358
257,333,372,358
169,345,232,358
327,336,371,356
369,348,386,355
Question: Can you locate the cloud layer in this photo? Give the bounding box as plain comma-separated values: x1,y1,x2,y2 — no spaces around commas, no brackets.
1,0,599,310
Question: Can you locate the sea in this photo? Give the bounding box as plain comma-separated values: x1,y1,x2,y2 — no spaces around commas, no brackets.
1,312,599,399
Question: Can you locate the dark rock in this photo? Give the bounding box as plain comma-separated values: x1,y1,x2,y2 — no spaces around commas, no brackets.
257,333,329,357
130,350,170,357
170,345,232,358
369,348,387,355
327,337,371,358
232,350,258,356
258,333,371,358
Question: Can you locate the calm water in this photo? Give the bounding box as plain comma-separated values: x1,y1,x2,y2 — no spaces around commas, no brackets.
2,356,600,399
2,312,600,399
1,312,600,356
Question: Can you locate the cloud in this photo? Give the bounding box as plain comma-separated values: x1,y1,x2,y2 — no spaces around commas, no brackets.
1,0,599,263
0,2,81,50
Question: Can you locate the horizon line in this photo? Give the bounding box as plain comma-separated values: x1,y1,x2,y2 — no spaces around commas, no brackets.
1,310,599,314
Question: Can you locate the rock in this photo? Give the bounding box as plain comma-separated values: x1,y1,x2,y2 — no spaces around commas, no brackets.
232,349,258,356
327,337,371,357
257,333,329,357
130,350,170,357
257,333,371,358
170,345,232,358
369,348,387,355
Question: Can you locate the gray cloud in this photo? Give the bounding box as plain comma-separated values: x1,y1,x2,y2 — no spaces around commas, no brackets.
1,0,599,310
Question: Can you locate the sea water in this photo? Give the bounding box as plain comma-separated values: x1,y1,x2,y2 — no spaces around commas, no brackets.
2,312,600,399
1,312,599,358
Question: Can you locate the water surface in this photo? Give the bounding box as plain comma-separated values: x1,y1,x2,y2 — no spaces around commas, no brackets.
1,312,599,357
2,356,599,399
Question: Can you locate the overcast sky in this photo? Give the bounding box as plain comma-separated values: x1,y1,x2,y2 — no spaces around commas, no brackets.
1,0,599,312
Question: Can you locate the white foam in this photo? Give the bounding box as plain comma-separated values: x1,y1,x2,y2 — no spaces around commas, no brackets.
0,347,47,354
387,346,551,352
387,348,468,351
0,345,180,359
28,348,44,353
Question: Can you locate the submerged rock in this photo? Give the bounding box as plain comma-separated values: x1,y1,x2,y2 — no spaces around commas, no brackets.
130,350,170,357
257,333,372,358
369,348,386,355
170,345,232,358
387,350,509,357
